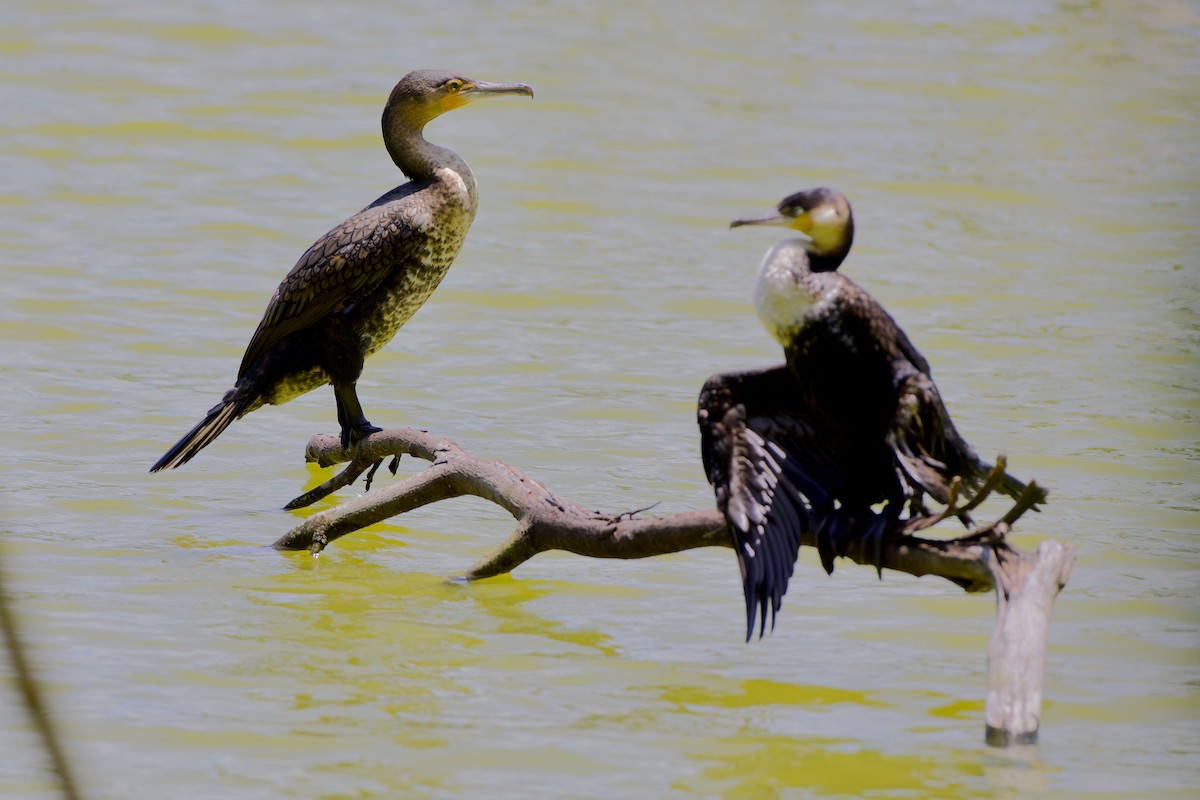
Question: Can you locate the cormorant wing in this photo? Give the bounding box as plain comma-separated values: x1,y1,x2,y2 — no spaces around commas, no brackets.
891,324,932,377
891,369,964,503
238,201,425,377
699,366,841,640
885,319,1039,507
892,368,1037,506
838,273,932,377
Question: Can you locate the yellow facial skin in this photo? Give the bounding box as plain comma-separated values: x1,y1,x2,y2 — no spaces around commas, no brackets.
797,205,848,255
439,79,470,112
788,209,814,235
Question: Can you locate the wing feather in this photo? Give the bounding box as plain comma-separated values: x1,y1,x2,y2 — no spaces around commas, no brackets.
699,367,833,640
238,200,426,376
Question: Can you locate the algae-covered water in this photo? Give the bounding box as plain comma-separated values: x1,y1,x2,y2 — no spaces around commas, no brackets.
2,1,1197,797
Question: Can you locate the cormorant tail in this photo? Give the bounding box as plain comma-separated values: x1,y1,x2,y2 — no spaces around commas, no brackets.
150,393,249,472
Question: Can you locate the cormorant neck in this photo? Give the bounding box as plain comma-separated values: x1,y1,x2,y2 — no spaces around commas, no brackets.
384,126,454,179
763,238,849,278
754,239,821,347
382,112,474,195
805,249,847,273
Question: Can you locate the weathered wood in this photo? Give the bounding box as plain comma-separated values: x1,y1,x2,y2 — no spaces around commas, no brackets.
274,427,1069,747
984,538,1075,745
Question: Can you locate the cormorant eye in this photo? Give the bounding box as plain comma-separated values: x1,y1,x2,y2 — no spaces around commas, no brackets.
446,80,463,92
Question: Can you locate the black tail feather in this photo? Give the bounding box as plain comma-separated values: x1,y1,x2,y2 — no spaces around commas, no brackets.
150,393,249,472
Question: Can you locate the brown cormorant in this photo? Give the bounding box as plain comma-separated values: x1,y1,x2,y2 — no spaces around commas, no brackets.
151,70,533,473
698,188,1040,639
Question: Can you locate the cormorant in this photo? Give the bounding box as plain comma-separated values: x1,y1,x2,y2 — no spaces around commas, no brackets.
151,70,533,473
697,188,1041,640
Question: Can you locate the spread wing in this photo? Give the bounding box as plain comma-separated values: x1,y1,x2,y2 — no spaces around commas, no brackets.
871,296,1035,507
699,366,848,640
892,369,1036,506
891,368,969,503
238,199,427,377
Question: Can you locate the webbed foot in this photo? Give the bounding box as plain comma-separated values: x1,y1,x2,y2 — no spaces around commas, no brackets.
340,422,383,451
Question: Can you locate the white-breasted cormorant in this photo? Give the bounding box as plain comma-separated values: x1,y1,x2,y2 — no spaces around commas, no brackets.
698,188,1041,639
151,70,533,472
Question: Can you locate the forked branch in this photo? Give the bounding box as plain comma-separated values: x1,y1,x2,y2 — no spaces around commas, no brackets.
272,426,1072,746
274,428,1031,589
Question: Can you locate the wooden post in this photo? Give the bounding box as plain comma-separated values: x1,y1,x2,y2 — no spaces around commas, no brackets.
984,538,1075,746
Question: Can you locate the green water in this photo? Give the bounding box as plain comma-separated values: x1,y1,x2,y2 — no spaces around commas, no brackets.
2,1,1197,797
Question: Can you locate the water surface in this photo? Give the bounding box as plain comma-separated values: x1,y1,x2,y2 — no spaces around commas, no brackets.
1,1,1197,798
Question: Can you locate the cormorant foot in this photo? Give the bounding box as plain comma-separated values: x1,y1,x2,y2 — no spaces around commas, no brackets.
340,423,383,451
363,458,385,492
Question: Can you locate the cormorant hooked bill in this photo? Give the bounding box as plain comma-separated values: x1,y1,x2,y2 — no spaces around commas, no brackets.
697,188,1042,640
151,70,533,473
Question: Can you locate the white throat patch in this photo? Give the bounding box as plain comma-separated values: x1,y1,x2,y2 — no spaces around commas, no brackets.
753,240,816,347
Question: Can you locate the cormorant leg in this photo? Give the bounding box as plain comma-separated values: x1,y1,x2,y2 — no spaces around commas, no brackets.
333,381,382,450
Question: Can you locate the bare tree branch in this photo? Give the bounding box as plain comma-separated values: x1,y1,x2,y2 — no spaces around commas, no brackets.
275,428,1034,590
273,426,1072,746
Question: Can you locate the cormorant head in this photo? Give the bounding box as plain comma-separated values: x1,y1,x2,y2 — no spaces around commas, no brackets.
731,187,855,271
383,69,534,131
